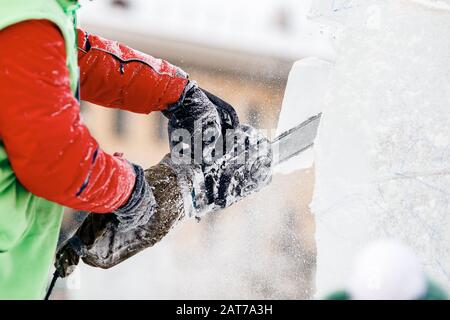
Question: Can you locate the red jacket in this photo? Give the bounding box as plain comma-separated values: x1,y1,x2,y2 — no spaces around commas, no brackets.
0,20,188,213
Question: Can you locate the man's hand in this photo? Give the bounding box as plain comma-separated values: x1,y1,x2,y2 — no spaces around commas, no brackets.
54,238,81,278
193,124,273,216
55,157,201,277
164,82,240,164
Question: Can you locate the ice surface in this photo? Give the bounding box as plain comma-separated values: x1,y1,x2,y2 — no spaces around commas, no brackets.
410,0,450,10
275,58,332,174
310,0,450,297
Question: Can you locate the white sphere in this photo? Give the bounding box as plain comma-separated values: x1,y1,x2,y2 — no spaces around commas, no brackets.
348,240,427,300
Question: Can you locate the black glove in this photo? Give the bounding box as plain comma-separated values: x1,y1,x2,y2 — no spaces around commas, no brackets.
164,81,239,165
194,124,273,215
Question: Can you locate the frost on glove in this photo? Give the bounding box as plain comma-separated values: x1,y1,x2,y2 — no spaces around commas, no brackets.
194,124,273,215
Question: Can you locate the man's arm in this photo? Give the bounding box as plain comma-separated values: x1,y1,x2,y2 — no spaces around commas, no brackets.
0,20,135,213
77,29,189,113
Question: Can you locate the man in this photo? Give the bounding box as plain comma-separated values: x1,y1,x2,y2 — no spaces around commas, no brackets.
0,0,272,299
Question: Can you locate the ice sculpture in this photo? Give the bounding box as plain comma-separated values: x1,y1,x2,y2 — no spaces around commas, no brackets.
277,0,450,297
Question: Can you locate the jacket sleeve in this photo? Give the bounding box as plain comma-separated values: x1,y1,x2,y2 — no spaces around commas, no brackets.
0,20,135,213
77,29,189,114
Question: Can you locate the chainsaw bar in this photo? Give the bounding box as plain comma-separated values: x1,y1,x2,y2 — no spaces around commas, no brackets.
272,113,322,166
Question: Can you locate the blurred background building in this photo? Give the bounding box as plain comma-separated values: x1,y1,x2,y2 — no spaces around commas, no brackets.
56,0,327,299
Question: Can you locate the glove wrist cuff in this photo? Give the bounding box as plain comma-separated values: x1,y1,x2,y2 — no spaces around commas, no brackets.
163,80,197,118
114,164,157,231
